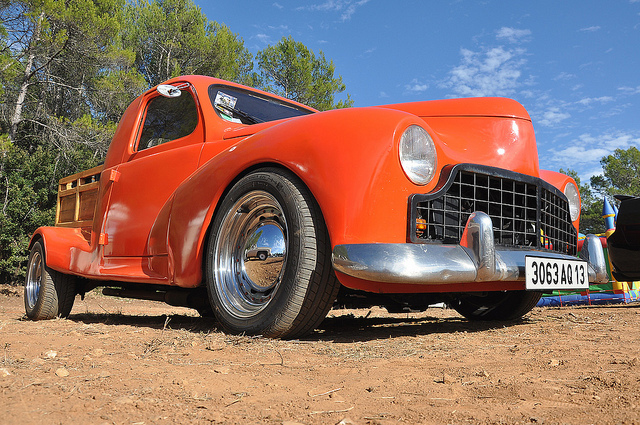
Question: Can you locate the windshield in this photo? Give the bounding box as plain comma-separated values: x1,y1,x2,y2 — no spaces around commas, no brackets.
208,85,314,125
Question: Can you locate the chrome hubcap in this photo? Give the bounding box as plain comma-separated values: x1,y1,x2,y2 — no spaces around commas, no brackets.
214,191,288,318
25,250,43,309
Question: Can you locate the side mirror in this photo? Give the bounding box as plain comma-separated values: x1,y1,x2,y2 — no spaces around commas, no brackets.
157,84,182,98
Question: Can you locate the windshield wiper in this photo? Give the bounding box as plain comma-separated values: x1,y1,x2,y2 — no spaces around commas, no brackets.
214,104,263,124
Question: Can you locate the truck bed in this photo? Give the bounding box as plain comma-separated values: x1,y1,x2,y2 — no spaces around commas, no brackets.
56,165,103,228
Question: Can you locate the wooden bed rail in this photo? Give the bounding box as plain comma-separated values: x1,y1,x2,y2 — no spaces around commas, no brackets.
55,165,104,228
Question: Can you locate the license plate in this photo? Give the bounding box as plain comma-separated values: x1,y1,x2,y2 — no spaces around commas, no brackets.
525,257,589,290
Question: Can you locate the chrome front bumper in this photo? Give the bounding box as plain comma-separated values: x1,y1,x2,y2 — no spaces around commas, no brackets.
331,211,609,285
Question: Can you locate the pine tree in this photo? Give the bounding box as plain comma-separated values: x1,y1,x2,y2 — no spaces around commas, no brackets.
256,36,353,111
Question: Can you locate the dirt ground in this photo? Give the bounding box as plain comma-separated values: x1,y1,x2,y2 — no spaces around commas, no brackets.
2,285,640,425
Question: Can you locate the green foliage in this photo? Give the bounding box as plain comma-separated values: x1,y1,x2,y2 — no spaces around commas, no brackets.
122,0,254,87
0,145,51,284
578,199,606,235
0,139,101,284
590,146,640,199
92,69,148,123
560,168,605,235
44,114,118,159
0,0,133,283
563,147,640,235
256,36,353,111
244,229,262,251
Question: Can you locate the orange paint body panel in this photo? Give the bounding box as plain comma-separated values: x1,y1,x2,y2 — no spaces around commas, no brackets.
30,75,581,294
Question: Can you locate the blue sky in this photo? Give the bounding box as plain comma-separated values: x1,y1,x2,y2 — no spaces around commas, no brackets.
198,1,640,183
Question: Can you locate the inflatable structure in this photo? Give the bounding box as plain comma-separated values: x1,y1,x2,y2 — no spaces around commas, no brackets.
538,197,640,307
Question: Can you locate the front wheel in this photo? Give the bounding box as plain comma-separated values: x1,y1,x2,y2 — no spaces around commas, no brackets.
451,291,542,321
205,168,340,338
24,240,76,320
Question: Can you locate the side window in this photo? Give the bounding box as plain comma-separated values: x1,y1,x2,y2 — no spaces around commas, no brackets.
138,91,198,150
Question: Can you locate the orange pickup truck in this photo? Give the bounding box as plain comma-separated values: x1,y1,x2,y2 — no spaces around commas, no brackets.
24,75,608,338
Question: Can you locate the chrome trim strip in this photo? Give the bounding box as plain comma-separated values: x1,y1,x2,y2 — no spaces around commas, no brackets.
332,211,609,285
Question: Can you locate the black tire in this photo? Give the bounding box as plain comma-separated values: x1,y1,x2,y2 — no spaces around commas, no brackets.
258,252,267,261
205,168,340,338
451,291,542,321
24,241,76,320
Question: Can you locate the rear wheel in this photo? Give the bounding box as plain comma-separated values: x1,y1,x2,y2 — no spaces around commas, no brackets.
24,241,76,320
451,291,541,321
206,168,340,338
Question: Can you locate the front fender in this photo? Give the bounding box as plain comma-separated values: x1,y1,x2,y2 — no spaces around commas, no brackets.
539,169,580,229
164,107,428,287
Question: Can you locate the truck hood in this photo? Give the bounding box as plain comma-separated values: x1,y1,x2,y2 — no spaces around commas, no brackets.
375,97,531,120
379,97,539,177
222,97,540,178
223,97,530,140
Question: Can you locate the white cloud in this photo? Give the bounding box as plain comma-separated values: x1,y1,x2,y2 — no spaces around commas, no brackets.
358,47,376,58
443,46,527,97
618,85,640,95
554,72,576,81
547,132,640,169
267,25,289,31
272,2,283,9
537,107,571,127
550,145,610,165
496,27,532,43
576,96,614,106
599,103,632,118
595,133,640,149
255,33,271,44
298,0,370,21
579,26,601,32
405,79,429,93
340,0,370,21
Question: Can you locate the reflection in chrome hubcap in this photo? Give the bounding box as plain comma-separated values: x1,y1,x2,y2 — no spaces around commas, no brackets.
243,223,286,289
214,191,288,318
25,250,43,309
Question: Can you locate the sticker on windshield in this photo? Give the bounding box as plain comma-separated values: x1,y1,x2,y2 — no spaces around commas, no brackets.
214,91,237,111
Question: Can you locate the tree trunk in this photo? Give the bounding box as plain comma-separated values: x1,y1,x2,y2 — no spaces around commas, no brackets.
9,12,44,141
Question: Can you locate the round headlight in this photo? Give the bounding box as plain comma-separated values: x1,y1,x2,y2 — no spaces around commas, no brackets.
564,182,580,222
399,125,437,185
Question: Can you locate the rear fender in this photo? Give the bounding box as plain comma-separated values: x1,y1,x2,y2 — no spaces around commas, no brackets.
29,227,97,276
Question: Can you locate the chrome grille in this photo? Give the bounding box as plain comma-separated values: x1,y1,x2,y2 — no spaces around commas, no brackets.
411,165,577,255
